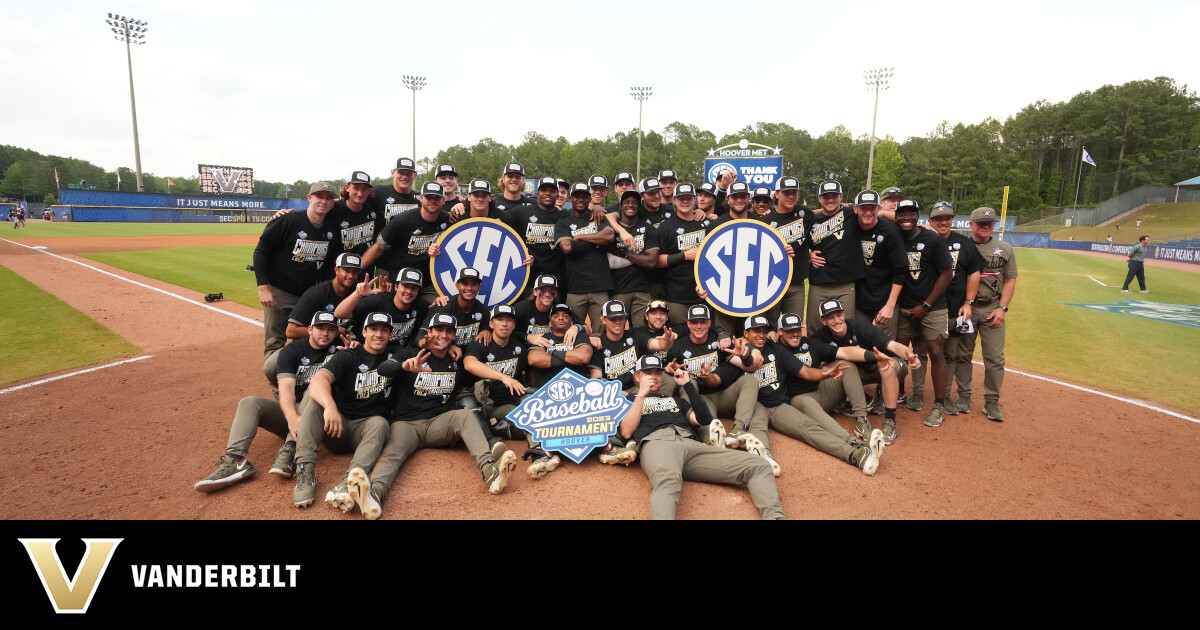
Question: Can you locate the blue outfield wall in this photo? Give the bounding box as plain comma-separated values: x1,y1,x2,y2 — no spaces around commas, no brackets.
1002,232,1049,248
1048,240,1200,265
60,189,307,222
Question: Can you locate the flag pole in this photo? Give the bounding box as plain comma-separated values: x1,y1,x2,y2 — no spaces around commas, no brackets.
1072,145,1085,212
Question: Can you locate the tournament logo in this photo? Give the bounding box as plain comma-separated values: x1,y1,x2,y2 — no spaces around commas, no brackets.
1064,299,1200,329
430,218,531,308
506,370,632,463
706,162,737,183
695,219,792,317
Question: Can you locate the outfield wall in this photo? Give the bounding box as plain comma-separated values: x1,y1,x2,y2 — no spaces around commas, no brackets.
59,189,306,223
1048,239,1200,265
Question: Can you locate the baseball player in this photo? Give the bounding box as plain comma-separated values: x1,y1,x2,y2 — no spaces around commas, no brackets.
806,180,867,335
697,182,722,221
658,169,679,212
852,190,907,342
360,181,449,304
556,182,615,333
512,275,582,348
620,356,786,520
606,189,660,329
194,311,340,492
334,267,430,349
494,163,534,213
371,157,420,222
607,172,636,212
284,252,363,342
588,299,677,394
416,267,491,349
878,186,906,213
325,170,384,274
435,164,463,209
750,186,774,216
253,182,339,360
758,176,813,324
510,177,569,296
656,182,712,324
953,207,1017,421
525,302,594,389
446,179,517,227
636,177,673,227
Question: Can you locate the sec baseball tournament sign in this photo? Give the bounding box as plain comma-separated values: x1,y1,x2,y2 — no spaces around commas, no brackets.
430,218,531,308
704,140,785,189
506,369,632,464
695,219,793,317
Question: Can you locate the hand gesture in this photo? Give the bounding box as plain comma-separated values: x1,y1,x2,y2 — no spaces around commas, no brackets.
403,350,432,373
822,362,849,381
673,368,691,386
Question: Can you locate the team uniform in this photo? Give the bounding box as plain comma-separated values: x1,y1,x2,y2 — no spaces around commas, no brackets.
855,217,907,339
371,185,420,223
418,298,489,348
252,212,337,359
807,206,866,334
607,217,660,329
555,212,614,333
372,208,449,293
813,318,906,415
896,228,953,344
590,328,656,391
511,205,568,294
345,293,429,348
657,214,711,323
288,279,354,333
525,327,592,390
325,201,384,276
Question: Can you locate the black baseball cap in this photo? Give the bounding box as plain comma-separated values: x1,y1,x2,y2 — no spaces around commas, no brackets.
395,157,416,172
675,183,696,198
491,304,516,319
395,267,423,286
310,311,338,327
420,182,445,198
776,176,800,192
752,186,772,200
533,275,559,290
589,175,609,189
570,182,590,196
552,303,573,314
335,253,362,269
818,180,843,196
602,300,628,318
778,313,804,331
638,177,662,193
658,169,678,182
468,180,492,194
537,177,558,190
429,313,457,329
349,171,371,186
436,164,457,177
728,182,751,196
818,299,845,318
620,189,642,203
364,312,394,329
636,355,664,372
698,182,718,196
504,163,526,176
855,190,881,207
457,267,482,283
896,199,921,214
614,172,635,185
687,304,711,321
743,315,771,330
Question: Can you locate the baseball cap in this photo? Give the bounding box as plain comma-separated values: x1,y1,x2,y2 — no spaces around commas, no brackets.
675,183,696,198
896,199,921,214
395,267,423,286
620,189,642,203
335,253,362,269
635,355,664,372
929,201,955,218
818,180,843,196
491,304,516,319
855,190,881,207
570,182,590,196
743,315,771,330
776,176,800,192
614,172,635,185
395,157,416,172
420,182,445,198
728,182,751,196
658,169,678,182
638,177,662,194
602,300,628,318
310,311,338,327
468,180,492,194
752,186,772,200
687,304,711,321
971,207,998,223
697,182,718,197
456,267,482,283
817,299,845,318
308,182,337,196
556,178,568,189
504,163,526,176
647,299,669,313
778,313,804,331
436,164,457,177
348,171,371,186
552,303,573,314
364,312,394,329
880,186,906,200
589,175,609,188
533,275,559,290
429,313,457,329
537,176,559,190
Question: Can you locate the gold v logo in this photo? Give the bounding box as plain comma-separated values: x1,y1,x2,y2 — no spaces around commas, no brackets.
20,538,123,614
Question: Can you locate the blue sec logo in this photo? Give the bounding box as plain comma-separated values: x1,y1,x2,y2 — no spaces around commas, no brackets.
506,369,632,464
706,162,737,183
695,219,792,317
431,218,530,308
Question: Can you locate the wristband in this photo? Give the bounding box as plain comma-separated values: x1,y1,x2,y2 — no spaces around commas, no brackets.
966,299,975,306
862,351,877,364
741,349,754,364
667,253,686,266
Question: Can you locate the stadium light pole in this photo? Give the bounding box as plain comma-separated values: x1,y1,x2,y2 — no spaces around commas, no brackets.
631,87,652,182
863,67,892,191
402,75,426,161
106,13,148,192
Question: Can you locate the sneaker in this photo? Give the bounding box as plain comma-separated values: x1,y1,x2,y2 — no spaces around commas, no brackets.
943,398,959,416
741,434,781,477
706,419,726,448
489,437,507,462
831,398,855,417
906,392,924,412
724,423,749,449
194,455,256,492
293,463,316,507
923,403,947,428
854,416,873,440
269,442,296,477
325,475,354,512
952,397,970,415
984,401,1005,422
1140,290,1151,294
599,443,638,466
347,467,382,520
483,450,518,494
896,392,908,406
881,418,898,445
1121,289,1132,293
850,428,886,476
527,454,561,479
867,395,886,415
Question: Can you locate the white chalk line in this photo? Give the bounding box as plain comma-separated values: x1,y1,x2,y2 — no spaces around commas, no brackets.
0,238,263,328
1087,275,1108,286
972,360,1198,424
0,355,153,395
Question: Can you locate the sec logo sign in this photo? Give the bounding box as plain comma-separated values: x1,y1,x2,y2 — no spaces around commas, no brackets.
431,218,531,308
695,219,792,316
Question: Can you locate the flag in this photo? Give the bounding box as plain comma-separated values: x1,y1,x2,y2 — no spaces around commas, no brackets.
168,179,176,186
1082,148,1097,167
54,168,60,186
285,185,292,192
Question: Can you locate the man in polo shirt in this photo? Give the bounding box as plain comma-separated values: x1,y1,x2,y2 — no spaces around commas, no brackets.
373,157,420,222
557,182,615,334
806,180,866,335
361,181,450,304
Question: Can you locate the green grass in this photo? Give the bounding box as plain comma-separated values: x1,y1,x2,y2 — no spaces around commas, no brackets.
5,221,267,238
0,264,142,386
1050,202,1200,243
1005,248,1200,413
81,246,261,309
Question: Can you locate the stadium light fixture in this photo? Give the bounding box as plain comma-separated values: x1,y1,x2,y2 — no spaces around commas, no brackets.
630,87,652,181
106,12,149,192
863,67,892,191
402,75,427,162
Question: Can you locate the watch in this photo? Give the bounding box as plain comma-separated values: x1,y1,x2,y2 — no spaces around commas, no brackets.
921,301,932,310
1000,305,1009,312
966,299,975,306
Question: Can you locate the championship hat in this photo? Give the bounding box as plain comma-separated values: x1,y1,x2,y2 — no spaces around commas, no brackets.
929,201,955,218
658,169,678,182
589,175,609,189
698,182,718,196
752,186,773,200
647,299,669,313
743,315,772,330
818,180,843,196
728,181,751,196
335,253,362,269
971,207,998,223
674,183,696,198
776,176,800,192
420,182,445,197
503,163,526,176
436,164,457,177
364,312,394,329
638,177,662,194
614,172,635,185
457,267,482,283
395,157,417,172
687,304,712,321
537,176,559,190
310,311,338,327
602,300,628,318
855,190,881,207
556,178,568,190
571,182,590,196
308,182,337,196
429,313,457,329
778,313,804,331
533,275,559,290
491,304,517,319
468,180,492,194
395,267,424,286
896,199,921,214
348,171,371,186
620,189,642,203
635,355,664,371
817,299,845,318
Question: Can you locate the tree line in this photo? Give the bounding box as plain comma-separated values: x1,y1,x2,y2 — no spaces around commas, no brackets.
4,76,1196,223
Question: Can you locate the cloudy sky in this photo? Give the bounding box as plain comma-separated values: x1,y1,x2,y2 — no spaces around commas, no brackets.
2,0,1196,184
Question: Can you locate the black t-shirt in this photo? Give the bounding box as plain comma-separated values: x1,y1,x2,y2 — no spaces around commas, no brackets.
289,280,354,328
664,332,742,395
327,201,384,262
275,337,338,398
814,318,894,356
512,300,582,340
388,348,462,422
510,204,567,290
626,393,696,444
526,328,592,389
320,346,396,420
348,293,429,348
554,212,614,294
607,219,660,294
419,298,490,348
465,337,528,407
808,206,865,285
944,231,987,314
590,329,654,389
779,337,839,398
703,211,751,234
855,217,908,312
658,215,711,302
375,209,449,282
370,185,420,223
493,193,535,214
900,228,953,309
639,207,673,228
748,339,808,407
761,206,814,283
252,211,337,296
450,207,516,231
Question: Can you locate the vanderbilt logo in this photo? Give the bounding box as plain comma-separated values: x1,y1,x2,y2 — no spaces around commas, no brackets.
20,538,123,614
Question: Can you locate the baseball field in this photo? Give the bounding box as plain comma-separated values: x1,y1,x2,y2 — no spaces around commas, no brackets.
2,220,1198,519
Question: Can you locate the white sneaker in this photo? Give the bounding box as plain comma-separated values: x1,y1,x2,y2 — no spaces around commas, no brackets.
861,429,886,476
1140,290,1151,293
347,467,382,520
486,450,518,494
527,454,560,479
741,434,782,477
706,419,726,448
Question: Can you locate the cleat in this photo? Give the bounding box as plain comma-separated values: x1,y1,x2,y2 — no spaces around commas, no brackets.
706,419,726,448
599,444,638,466
483,450,518,494
831,398,855,417
347,467,382,520
741,434,781,477
269,442,296,477
325,475,354,512
867,395,886,415
984,401,1005,422
897,392,908,406
194,455,256,492
724,423,749,449
881,418,898,445
293,463,317,507
854,416,873,440
527,454,561,479
851,428,885,476
906,393,924,412
489,438,507,462
923,403,947,428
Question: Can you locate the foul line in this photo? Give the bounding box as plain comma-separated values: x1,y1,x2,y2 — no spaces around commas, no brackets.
974,361,1198,424
0,355,153,395
1,238,263,328
1087,275,1108,287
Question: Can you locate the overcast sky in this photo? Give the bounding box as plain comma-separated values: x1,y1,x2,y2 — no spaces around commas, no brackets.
3,0,1196,184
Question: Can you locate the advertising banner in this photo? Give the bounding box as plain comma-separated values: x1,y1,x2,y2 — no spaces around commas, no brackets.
703,141,785,190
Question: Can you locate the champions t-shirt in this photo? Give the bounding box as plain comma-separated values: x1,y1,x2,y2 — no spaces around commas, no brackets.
625,393,697,444
944,231,986,314
607,219,660,294
370,185,420,223
319,346,395,420
327,200,384,261
590,329,654,389
418,299,490,348
465,338,527,408
375,209,449,283
808,206,865,285
780,337,839,398
664,333,742,395
748,339,807,408
388,348,462,422
289,280,354,329
761,206,814,283
510,205,567,288
554,213,614,294
275,337,338,398
253,211,337,297
526,328,592,389
658,215,711,302
348,294,429,348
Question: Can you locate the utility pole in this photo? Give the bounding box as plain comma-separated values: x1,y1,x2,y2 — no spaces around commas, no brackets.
106,13,148,192
402,75,426,161
863,67,893,191
630,87,652,182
